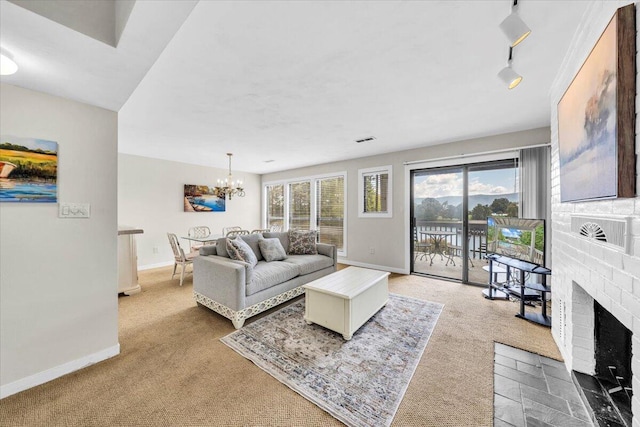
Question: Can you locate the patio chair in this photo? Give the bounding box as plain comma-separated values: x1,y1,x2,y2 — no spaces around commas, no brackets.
445,239,475,268
269,224,282,232
413,227,433,263
187,225,211,252
167,233,197,286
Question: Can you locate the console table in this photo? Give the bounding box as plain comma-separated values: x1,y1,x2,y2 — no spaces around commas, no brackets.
485,254,552,327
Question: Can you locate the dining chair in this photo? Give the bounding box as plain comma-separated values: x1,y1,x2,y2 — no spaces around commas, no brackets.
251,228,271,234
167,233,197,286
226,229,250,237
222,226,242,236
187,225,211,252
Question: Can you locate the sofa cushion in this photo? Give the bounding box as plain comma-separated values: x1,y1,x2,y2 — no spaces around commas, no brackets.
281,254,333,276
199,245,217,256
226,237,258,267
216,237,230,258
239,233,264,262
258,237,287,262
246,261,300,296
288,230,318,255
263,232,289,253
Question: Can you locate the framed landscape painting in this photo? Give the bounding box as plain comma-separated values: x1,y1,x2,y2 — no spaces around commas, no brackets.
184,184,225,212
0,135,58,203
557,4,635,202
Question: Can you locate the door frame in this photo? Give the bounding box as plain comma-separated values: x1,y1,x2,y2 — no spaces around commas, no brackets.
404,151,520,282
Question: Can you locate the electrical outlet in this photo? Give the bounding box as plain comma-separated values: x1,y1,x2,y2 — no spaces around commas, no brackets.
58,202,90,218
152,246,159,254
369,247,375,254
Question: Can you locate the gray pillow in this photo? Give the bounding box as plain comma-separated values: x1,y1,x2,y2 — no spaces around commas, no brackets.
258,237,287,262
226,237,258,267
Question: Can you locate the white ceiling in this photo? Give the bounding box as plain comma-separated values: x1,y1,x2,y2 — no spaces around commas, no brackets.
1,0,591,174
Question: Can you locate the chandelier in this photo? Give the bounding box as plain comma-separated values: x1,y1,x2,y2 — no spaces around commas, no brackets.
213,153,245,199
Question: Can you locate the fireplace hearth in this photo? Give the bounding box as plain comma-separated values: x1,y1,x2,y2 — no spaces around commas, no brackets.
573,301,633,426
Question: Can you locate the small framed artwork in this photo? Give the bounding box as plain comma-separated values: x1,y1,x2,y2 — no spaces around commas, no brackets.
557,4,635,202
0,135,58,203
184,184,225,212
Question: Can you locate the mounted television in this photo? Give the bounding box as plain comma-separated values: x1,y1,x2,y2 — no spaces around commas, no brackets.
486,217,545,266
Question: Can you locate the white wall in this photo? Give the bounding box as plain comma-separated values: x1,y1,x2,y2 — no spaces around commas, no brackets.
118,153,262,269
262,127,549,273
549,2,639,425
0,83,119,397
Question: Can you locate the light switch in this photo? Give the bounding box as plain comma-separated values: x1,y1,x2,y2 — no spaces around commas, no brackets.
59,203,91,218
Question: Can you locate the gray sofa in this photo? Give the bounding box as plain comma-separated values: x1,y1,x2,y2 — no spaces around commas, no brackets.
193,231,337,328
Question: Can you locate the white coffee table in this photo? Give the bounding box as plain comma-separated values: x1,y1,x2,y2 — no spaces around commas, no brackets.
303,266,390,340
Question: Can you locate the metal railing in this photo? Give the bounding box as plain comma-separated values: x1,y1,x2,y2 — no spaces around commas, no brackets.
414,220,488,259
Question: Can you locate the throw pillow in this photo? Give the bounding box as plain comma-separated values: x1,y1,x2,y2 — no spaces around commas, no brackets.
226,237,258,267
258,237,287,262
288,230,318,255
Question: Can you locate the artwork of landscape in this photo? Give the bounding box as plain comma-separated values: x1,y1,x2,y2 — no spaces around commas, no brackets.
184,184,225,212
558,14,617,202
0,135,58,203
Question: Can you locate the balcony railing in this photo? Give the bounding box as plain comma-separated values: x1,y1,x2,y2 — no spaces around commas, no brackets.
414,220,487,259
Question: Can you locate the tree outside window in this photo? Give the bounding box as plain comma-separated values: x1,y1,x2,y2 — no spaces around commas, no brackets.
358,166,392,218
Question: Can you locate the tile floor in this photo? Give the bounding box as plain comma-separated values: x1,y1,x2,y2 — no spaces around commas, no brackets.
493,343,594,427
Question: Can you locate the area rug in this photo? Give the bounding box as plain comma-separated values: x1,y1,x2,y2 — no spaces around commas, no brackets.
221,293,443,427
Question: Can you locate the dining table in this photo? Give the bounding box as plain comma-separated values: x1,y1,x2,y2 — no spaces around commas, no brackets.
419,230,458,266
181,234,222,246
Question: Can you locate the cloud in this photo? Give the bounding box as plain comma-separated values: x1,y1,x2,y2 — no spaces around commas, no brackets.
415,174,513,198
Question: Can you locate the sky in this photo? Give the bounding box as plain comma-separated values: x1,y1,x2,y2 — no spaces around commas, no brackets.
414,167,518,198
1,135,58,153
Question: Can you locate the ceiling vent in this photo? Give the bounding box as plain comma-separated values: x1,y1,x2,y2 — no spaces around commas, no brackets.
355,136,376,143
571,215,630,253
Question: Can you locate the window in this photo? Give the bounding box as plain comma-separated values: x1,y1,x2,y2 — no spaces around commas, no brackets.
263,173,347,255
288,181,311,230
265,184,284,230
358,165,392,218
316,176,344,250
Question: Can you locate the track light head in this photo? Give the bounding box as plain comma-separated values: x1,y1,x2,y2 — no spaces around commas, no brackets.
499,1,531,47
498,65,522,89
500,13,531,47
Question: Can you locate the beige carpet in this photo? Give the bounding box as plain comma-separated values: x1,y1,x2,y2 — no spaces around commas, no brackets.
0,266,562,426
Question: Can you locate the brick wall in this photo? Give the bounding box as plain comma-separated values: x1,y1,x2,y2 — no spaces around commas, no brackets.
549,1,640,425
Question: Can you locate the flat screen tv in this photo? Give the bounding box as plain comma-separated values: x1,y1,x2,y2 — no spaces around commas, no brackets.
486,217,545,266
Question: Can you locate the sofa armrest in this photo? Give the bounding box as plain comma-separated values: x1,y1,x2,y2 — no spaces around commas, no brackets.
316,243,337,266
193,256,248,311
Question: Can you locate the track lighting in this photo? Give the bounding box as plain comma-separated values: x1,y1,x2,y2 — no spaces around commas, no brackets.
500,0,531,47
497,47,522,89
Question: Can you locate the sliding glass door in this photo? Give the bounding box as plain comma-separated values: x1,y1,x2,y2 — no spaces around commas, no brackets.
411,167,464,281
411,159,518,284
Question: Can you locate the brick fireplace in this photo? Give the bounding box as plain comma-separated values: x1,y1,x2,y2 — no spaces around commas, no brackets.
550,1,640,426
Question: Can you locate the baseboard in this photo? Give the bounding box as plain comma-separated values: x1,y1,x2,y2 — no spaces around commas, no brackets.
0,343,120,399
337,258,408,275
138,261,173,271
